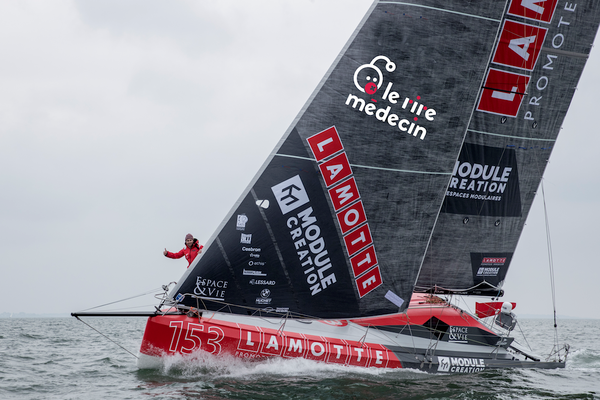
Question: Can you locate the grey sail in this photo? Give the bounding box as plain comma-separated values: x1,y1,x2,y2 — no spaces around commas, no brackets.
415,0,600,295
170,1,557,318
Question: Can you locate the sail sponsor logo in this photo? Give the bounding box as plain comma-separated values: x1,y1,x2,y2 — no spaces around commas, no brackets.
194,276,228,300
256,199,270,209
256,288,272,305
307,126,383,298
240,233,252,244
482,257,507,264
236,214,248,231
271,175,310,215
437,356,486,373
242,246,261,252
286,205,338,296
345,55,437,140
271,174,339,296
477,257,506,277
477,267,500,277
448,326,469,343
471,253,513,286
443,143,522,217
448,159,514,200
249,279,276,286
243,269,267,276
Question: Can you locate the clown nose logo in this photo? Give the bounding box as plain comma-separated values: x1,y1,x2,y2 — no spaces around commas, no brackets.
365,82,377,95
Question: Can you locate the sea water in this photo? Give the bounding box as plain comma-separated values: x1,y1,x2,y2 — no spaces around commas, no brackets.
0,317,598,399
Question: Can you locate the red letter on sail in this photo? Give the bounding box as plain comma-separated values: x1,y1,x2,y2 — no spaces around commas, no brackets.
350,245,378,278
328,177,360,211
319,152,353,187
477,68,530,117
492,20,547,71
307,126,344,162
507,0,559,23
343,223,373,256
336,201,367,234
355,265,383,297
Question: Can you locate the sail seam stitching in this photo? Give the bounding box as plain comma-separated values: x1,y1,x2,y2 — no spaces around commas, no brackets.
378,2,501,22
275,153,451,175
468,129,557,142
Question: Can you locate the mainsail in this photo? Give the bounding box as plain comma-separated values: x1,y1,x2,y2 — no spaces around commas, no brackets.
415,0,600,295
170,0,599,318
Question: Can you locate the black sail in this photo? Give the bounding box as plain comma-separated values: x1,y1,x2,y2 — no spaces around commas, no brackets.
415,0,600,296
170,1,574,318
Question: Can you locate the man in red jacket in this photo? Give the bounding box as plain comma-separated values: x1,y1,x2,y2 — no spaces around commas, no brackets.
164,233,203,268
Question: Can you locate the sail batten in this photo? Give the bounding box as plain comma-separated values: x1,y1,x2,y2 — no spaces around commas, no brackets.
468,129,557,142
276,153,454,175
379,2,503,22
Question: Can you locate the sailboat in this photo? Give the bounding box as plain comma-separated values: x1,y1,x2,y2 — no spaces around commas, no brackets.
83,1,600,372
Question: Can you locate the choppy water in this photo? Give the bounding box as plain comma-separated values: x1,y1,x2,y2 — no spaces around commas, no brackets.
0,317,598,399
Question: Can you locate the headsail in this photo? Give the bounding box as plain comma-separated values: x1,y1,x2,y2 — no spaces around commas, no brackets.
415,0,600,296
170,1,558,319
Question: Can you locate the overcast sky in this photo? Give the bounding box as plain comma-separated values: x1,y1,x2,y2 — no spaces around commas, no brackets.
1,1,598,320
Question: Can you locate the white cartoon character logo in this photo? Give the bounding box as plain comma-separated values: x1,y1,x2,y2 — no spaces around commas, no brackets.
353,55,396,95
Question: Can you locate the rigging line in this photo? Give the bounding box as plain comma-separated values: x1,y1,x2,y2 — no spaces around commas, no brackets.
77,287,165,312
541,181,560,340
277,312,290,335
358,324,369,347
350,163,450,175
186,294,317,319
406,318,418,355
74,316,139,359
515,320,533,352
95,303,164,312
368,324,416,355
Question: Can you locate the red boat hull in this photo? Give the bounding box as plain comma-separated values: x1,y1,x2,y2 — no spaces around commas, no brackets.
138,295,564,372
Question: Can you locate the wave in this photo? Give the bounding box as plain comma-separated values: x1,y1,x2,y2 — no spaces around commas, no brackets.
138,350,427,380
568,348,600,370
